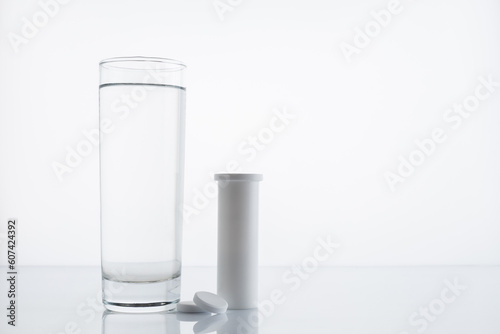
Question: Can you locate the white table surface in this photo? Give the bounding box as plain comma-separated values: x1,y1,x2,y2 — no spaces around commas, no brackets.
1,266,499,333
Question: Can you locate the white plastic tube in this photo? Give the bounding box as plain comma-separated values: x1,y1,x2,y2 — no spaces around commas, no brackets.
214,173,263,309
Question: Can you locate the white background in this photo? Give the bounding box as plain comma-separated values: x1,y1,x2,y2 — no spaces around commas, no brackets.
0,0,499,267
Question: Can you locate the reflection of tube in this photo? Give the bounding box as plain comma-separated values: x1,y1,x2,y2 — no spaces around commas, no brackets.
102,311,180,334
215,173,263,310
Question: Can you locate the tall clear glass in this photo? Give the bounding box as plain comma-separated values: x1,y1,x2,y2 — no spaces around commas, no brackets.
99,57,186,312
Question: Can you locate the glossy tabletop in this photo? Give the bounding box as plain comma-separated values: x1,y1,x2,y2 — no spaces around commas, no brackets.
1,266,499,333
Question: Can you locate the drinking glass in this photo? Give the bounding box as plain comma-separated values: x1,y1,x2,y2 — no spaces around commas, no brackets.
99,56,186,312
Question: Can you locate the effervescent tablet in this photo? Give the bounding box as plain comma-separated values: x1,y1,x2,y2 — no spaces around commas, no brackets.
193,291,228,313
177,300,209,313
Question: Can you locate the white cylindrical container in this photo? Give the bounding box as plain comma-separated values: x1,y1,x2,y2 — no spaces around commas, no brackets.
214,173,263,309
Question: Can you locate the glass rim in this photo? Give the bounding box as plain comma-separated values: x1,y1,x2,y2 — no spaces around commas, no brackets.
99,56,186,71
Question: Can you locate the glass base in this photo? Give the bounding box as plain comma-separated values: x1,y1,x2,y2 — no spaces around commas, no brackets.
104,301,177,313
102,276,180,313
